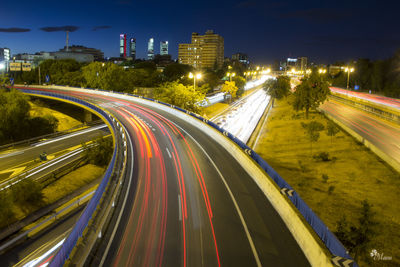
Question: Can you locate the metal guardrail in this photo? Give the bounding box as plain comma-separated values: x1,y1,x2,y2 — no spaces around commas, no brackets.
19,86,357,266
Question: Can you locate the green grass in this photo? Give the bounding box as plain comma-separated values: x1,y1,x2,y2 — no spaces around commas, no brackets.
203,102,229,119
0,164,104,229
42,164,104,204
254,95,400,266
29,101,82,131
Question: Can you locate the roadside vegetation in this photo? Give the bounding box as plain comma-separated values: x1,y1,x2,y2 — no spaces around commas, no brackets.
29,99,82,131
5,58,250,114
330,49,400,98
0,136,112,230
0,89,59,145
254,94,400,266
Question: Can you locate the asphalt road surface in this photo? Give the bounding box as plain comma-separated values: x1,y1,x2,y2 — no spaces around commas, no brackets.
321,99,400,166
0,125,108,173
20,87,311,267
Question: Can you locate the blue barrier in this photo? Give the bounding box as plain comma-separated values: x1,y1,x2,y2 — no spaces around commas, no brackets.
22,86,356,266
16,89,120,267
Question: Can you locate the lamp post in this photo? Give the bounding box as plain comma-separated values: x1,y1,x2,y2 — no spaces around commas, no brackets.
226,72,236,82
344,67,354,89
189,72,202,90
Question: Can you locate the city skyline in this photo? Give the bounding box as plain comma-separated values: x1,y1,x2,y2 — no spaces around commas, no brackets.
0,0,399,64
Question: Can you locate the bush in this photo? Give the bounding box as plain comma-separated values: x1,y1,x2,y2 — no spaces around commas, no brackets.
313,151,331,161
11,179,44,208
334,200,378,262
0,191,15,226
84,136,114,167
328,185,335,194
322,174,329,183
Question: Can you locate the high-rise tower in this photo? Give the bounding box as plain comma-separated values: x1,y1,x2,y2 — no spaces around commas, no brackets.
130,38,136,60
160,41,168,56
120,34,127,58
147,38,154,60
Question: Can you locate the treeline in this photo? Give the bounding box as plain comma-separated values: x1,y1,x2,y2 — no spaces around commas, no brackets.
0,89,58,145
9,59,248,113
331,49,400,98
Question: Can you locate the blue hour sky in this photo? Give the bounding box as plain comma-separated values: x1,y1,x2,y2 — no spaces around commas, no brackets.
0,0,399,64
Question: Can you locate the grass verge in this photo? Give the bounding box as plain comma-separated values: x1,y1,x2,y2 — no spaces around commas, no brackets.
254,95,400,266
29,100,82,131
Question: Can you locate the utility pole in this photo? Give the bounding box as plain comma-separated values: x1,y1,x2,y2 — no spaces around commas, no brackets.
66,31,69,52
38,66,41,85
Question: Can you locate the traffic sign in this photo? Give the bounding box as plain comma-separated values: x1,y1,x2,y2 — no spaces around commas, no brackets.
354,85,359,90
45,75,50,83
10,78,14,86
9,62,21,71
22,63,32,71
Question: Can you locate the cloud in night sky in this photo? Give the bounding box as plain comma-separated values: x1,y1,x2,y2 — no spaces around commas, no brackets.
40,26,79,32
0,27,31,33
92,25,111,31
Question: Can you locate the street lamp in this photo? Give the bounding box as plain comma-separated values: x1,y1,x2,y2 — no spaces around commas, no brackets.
226,72,236,82
189,72,202,90
318,68,327,74
344,67,354,89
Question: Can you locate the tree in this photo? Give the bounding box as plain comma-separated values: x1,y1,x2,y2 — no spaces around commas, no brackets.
264,76,291,107
301,121,324,155
293,71,330,119
11,179,44,209
326,120,340,144
84,136,114,167
153,81,205,113
221,81,238,101
233,76,246,97
0,190,14,227
0,89,30,143
163,63,193,82
335,200,378,263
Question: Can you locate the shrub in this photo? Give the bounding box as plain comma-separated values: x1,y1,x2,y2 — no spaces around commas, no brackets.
322,174,329,183
313,151,331,161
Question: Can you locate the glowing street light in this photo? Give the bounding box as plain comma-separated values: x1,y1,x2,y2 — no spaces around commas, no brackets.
226,72,236,82
318,68,327,74
344,67,354,89
189,72,202,90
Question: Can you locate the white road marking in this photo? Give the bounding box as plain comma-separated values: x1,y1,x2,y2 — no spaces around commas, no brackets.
33,124,107,147
171,121,262,267
99,124,135,267
0,151,24,159
178,194,182,221
165,147,172,158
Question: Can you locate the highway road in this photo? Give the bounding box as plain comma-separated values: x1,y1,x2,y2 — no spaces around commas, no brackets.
320,98,400,166
22,87,310,267
330,87,400,109
0,124,108,174
211,88,270,143
0,205,84,267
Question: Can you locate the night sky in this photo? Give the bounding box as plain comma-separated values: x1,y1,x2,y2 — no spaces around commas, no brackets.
1,0,399,64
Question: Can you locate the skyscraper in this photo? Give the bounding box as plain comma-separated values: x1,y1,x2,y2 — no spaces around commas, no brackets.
130,38,136,60
147,38,154,60
178,30,224,69
160,41,168,56
0,48,10,72
120,34,127,58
